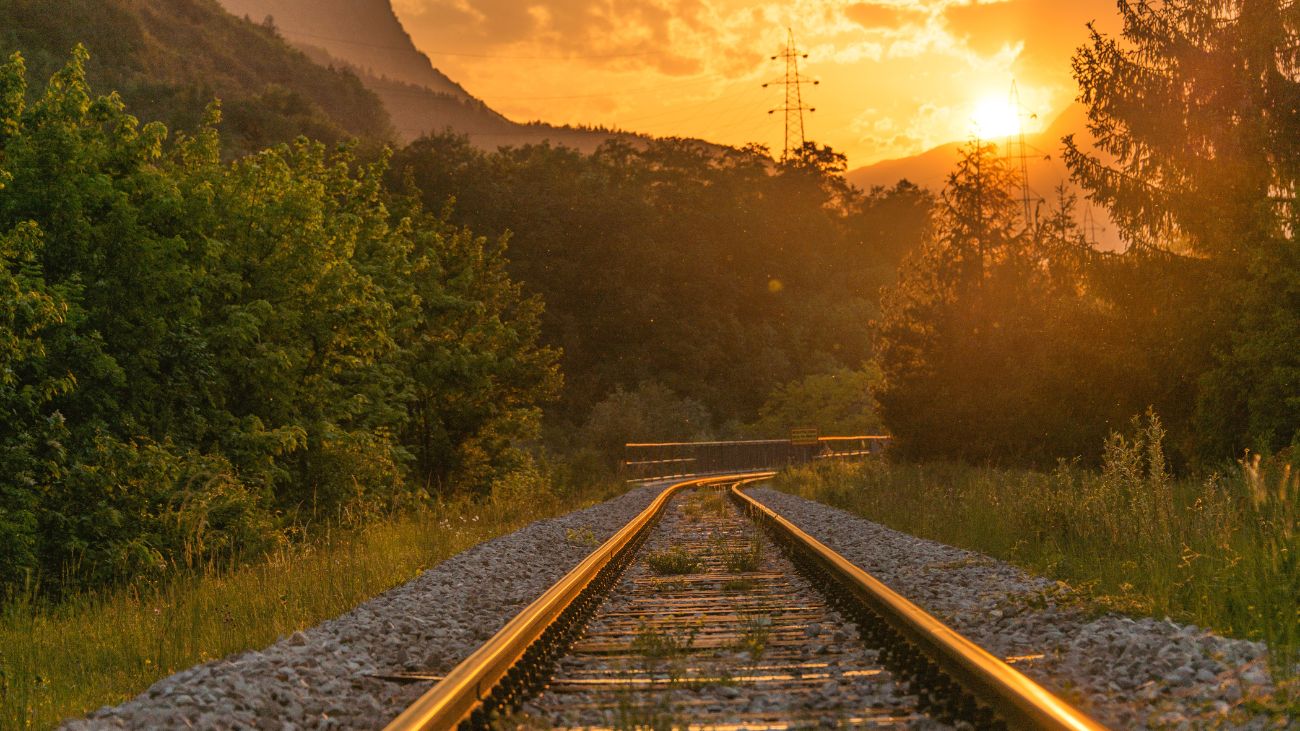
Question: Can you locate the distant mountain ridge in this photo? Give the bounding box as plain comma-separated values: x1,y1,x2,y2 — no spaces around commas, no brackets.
214,0,634,151
215,0,468,99
848,104,1122,249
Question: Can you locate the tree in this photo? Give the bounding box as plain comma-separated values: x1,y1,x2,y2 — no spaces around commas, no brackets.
874,141,1119,462
1066,0,1300,456
747,367,884,439
0,50,561,592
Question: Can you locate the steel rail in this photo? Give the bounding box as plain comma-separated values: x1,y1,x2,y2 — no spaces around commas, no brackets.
730,482,1108,731
385,473,1107,730
383,472,777,731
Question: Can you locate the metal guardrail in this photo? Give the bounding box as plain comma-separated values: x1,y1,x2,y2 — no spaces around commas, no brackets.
621,435,890,481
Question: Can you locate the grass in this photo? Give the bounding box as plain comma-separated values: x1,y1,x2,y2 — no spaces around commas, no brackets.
733,615,771,661
775,413,1298,683
682,489,727,523
644,546,702,576
564,526,599,547
631,623,697,664
722,537,764,573
0,480,623,731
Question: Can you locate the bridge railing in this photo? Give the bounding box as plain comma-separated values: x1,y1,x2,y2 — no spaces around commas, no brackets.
621,436,890,482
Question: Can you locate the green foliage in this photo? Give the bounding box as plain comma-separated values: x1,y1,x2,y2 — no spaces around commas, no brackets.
579,382,711,467
873,2,1299,467
644,545,702,576
0,0,391,154
0,475,625,731
390,134,932,430
0,51,556,594
747,366,884,438
875,144,1114,462
1066,0,1300,458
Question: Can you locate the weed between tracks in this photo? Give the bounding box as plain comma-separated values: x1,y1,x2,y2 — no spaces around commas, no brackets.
0,481,625,730
733,615,771,661
645,546,703,575
775,415,1299,682
722,537,764,573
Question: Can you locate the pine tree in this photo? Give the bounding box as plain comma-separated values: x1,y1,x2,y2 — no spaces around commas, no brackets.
1066,0,1300,455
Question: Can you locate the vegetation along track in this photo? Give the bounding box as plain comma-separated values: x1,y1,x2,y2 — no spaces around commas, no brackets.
385,474,1107,730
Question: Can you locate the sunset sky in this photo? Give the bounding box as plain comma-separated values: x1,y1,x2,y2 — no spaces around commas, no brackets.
391,0,1120,168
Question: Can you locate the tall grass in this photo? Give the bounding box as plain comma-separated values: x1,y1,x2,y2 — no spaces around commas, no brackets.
776,413,1298,677
0,473,622,730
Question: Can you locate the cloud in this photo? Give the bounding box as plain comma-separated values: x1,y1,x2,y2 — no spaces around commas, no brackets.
943,0,1114,73
393,0,1123,165
844,2,923,30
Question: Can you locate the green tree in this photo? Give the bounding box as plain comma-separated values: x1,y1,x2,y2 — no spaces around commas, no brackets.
0,50,560,592
875,141,1119,462
748,367,884,439
1066,0,1300,456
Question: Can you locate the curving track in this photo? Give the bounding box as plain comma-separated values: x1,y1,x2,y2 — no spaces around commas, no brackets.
385,475,1107,730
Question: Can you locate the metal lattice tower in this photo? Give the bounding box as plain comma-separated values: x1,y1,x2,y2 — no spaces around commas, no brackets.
764,29,818,161
1007,81,1037,229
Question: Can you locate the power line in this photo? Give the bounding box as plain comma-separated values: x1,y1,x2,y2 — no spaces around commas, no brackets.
764,28,818,161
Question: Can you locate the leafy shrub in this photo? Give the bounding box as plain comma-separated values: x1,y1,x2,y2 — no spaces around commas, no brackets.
0,50,558,595
581,382,712,467
43,437,278,590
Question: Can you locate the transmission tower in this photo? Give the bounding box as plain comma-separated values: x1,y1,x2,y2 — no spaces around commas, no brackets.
764,29,818,161
1006,81,1038,229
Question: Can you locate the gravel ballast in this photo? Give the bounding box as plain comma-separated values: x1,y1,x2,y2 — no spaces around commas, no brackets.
65,480,1290,729
64,483,672,731
749,487,1290,730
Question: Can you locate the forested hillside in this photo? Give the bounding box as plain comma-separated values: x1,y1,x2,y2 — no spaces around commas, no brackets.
214,0,637,150
391,137,931,432
216,0,468,98
0,0,391,153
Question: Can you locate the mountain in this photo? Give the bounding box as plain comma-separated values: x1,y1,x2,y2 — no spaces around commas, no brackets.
0,0,392,153
214,0,630,151
848,104,1123,250
215,0,468,100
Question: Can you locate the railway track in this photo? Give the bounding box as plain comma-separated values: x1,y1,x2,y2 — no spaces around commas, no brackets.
385,474,1106,730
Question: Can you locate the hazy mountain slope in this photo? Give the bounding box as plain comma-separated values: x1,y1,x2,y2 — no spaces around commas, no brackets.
213,0,633,150
848,104,1121,249
0,0,391,153
216,0,469,99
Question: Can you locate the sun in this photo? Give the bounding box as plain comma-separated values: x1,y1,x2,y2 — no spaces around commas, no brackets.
971,95,1022,139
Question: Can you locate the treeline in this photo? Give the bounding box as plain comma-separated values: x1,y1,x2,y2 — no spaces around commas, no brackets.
876,0,1299,466
389,136,930,431
0,49,557,592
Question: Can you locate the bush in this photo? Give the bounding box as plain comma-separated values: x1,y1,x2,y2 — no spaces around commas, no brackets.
42,437,278,591
581,382,712,467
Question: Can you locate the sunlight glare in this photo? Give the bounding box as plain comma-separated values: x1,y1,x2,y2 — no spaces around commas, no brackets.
971,95,1022,139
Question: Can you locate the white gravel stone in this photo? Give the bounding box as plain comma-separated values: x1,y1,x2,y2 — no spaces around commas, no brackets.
748,487,1293,730
61,480,1293,730
62,482,672,731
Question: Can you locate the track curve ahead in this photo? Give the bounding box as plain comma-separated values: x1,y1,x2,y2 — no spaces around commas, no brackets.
385,475,1106,730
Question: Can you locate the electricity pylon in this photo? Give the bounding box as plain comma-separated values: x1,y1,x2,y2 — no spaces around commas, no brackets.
764,28,818,161
1007,80,1038,229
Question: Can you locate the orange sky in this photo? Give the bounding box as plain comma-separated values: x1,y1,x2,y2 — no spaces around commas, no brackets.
391,0,1119,167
